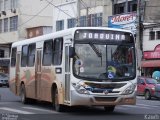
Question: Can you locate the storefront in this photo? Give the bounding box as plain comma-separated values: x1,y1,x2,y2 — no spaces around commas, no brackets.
141,45,160,77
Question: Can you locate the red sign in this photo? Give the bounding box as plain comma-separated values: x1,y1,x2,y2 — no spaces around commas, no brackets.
144,45,160,59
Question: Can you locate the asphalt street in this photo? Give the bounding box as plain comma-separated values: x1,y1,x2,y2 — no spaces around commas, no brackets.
0,87,160,120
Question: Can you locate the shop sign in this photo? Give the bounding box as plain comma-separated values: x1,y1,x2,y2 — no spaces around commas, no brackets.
108,12,137,34
143,45,160,59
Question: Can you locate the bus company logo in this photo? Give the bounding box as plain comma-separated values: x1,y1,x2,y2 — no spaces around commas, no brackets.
103,90,109,95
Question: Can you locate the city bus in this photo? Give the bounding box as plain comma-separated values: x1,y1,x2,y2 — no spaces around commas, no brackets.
9,27,137,112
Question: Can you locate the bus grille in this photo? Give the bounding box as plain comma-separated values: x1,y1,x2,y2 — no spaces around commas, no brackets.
85,82,126,94
85,82,126,89
94,97,117,102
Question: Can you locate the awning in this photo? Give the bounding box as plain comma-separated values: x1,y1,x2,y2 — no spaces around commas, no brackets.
141,60,160,68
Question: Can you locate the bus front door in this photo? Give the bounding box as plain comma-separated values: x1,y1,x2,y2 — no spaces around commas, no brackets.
35,50,42,99
64,43,71,102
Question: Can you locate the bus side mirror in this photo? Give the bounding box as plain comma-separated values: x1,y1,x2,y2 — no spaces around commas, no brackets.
69,47,75,58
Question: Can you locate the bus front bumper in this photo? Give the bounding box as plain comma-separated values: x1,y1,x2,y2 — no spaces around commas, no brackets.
70,90,136,106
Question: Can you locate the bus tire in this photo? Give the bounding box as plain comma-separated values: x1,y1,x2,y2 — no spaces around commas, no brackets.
20,84,29,104
104,106,115,113
52,88,64,112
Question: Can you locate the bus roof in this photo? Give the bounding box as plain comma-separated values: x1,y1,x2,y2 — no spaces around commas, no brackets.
12,27,133,47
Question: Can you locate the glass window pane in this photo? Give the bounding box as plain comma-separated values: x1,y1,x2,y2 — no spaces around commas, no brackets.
53,38,63,65
28,44,36,67
21,45,28,67
11,48,17,67
43,40,53,66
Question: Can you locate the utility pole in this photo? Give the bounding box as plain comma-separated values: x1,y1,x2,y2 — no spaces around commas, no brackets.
136,0,144,75
76,0,80,27
86,7,89,26
125,0,128,13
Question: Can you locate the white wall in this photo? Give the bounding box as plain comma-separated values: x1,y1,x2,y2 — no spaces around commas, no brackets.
53,1,77,32
0,0,53,43
18,0,53,40
143,28,160,51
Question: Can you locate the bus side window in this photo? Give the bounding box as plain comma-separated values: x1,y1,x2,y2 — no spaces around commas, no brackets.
11,48,17,67
21,45,28,67
28,44,36,67
53,38,63,65
43,40,53,66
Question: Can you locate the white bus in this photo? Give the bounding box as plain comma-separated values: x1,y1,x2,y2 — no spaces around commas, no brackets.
9,27,137,112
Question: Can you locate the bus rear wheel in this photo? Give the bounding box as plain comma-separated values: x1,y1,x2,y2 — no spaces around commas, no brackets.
52,88,64,112
104,106,115,113
20,84,29,104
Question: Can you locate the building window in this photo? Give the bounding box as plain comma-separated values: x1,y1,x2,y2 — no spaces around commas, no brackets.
43,40,53,66
114,3,125,14
21,45,28,67
156,31,160,40
11,48,17,67
53,38,63,65
67,18,76,28
0,19,3,33
128,1,137,12
4,18,8,32
91,13,102,27
4,0,10,11
80,16,87,27
0,49,4,57
11,0,17,9
10,16,18,31
0,0,3,11
28,44,36,67
150,31,155,40
56,20,64,31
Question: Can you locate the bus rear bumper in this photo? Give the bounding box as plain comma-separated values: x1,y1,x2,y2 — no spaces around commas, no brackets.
70,90,136,106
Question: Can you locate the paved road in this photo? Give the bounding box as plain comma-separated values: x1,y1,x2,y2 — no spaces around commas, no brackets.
0,87,160,120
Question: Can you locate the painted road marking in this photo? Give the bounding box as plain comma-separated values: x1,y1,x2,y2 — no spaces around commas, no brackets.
122,105,151,109
137,104,160,108
22,106,58,113
0,107,35,114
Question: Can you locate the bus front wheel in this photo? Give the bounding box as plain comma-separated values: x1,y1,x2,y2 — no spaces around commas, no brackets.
52,88,64,112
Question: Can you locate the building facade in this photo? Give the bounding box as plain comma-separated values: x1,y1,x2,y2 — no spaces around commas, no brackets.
52,0,113,32
140,0,160,77
141,24,160,77
0,0,53,73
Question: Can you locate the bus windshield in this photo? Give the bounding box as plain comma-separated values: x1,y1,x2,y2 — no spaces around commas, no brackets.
73,29,136,81
73,43,136,81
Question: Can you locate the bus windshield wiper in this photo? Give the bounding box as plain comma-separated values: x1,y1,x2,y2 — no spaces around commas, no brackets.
89,42,102,58
89,42,102,66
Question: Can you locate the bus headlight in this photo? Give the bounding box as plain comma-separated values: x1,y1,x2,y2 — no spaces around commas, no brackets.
122,84,136,95
72,82,90,94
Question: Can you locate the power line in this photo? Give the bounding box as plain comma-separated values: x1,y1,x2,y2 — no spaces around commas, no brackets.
80,0,108,27
18,0,53,29
45,0,73,18
0,0,53,43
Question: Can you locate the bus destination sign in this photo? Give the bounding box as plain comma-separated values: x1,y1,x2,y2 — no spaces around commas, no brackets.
75,30,132,41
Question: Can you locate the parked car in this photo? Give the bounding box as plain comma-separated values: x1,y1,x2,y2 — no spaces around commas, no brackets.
137,76,160,100
0,73,9,87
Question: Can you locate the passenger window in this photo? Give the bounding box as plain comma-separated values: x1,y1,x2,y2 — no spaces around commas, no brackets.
53,38,63,65
28,44,36,67
11,48,17,67
21,45,28,67
43,40,53,66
